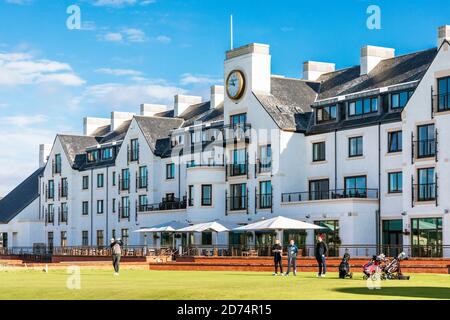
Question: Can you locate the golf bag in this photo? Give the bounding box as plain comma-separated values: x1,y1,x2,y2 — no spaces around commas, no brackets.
338,253,353,279
363,254,386,280
383,252,410,280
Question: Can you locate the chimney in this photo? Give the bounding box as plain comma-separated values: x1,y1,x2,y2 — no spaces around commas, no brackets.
438,25,450,48
210,85,224,109
360,45,395,75
174,95,202,117
83,117,111,136
111,112,135,131
140,104,170,117
303,61,335,81
39,144,52,168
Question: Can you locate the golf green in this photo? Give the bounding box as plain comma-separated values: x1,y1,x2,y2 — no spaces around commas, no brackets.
0,269,449,300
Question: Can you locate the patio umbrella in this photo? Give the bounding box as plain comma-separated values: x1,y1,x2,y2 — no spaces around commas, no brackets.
233,216,325,231
133,221,190,233
177,220,239,233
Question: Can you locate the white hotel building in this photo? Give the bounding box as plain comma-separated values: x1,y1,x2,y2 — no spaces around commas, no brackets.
1,26,450,257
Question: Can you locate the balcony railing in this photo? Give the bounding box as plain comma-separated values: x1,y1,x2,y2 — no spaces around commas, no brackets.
138,197,187,213
223,123,251,142
227,163,248,177
281,188,379,203
433,93,450,113
256,160,272,175
256,193,272,210
60,184,68,199
119,178,130,192
59,210,68,224
413,139,437,159
136,175,148,190
413,183,437,202
226,195,248,212
119,206,130,219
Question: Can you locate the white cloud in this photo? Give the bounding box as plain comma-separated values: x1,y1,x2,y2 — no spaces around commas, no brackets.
0,51,85,86
155,35,171,44
95,68,143,77
180,73,222,86
99,28,147,43
102,32,123,42
0,114,48,127
5,0,33,5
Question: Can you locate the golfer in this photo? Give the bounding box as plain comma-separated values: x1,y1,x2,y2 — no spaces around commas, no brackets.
315,234,328,277
110,238,123,276
272,239,283,276
285,239,298,276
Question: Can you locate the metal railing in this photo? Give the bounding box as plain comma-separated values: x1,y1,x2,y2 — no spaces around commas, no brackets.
281,188,379,203
413,139,437,159
226,195,248,211
413,183,437,202
138,197,187,213
223,123,252,142
256,194,273,210
227,163,248,177
119,178,130,191
136,175,148,190
257,160,272,174
433,93,450,113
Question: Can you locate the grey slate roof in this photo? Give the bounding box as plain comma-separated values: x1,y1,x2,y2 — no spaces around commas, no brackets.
0,167,44,224
58,134,99,169
316,48,437,100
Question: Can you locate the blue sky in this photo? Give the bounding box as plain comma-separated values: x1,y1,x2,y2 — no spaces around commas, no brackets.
1,0,450,194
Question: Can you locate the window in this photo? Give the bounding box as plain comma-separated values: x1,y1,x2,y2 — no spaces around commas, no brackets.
259,145,272,172
61,202,68,223
82,231,89,246
417,168,435,201
165,193,175,202
316,105,337,123
102,147,114,160
61,231,67,247
47,180,54,199
112,198,116,213
121,197,130,218
47,204,54,223
348,97,378,116
112,229,116,240
96,230,104,247
388,172,403,193
412,218,442,257
188,185,194,207
121,229,129,246
229,183,247,211
314,221,340,257
201,185,212,206
121,169,130,190
388,131,402,153
312,142,326,162
437,76,450,111
309,179,330,200
97,200,104,214
230,148,247,176
97,173,104,188
166,163,175,180
391,91,413,110
82,201,89,216
348,136,363,157
186,160,196,168
130,139,139,162
47,232,54,250
82,176,89,190
259,181,272,209
230,113,247,127
345,176,367,197
138,166,148,189
417,124,435,158
202,232,212,245
61,177,68,198
54,154,61,174
112,171,116,186
138,195,148,210
87,150,99,163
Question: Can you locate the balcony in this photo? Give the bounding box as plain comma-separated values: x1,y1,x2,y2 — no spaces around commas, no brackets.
59,184,68,199
412,139,437,160
256,193,273,210
136,175,148,190
227,163,248,178
119,178,130,192
226,195,248,212
281,188,379,203
59,209,68,224
412,183,437,204
433,93,450,113
256,160,272,175
138,197,187,213
223,123,251,143
119,206,131,220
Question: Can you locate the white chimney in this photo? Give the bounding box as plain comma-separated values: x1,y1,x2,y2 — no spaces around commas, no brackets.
438,25,450,48
83,117,111,136
111,112,135,131
210,85,224,109
39,144,52,168
303,61,335,81
360,45,395,76
140,104,170,117
174,95,202,117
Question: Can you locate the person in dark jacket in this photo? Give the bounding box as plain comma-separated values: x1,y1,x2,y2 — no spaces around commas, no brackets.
110,238,123,276
285,239,298,276
272,239,283,276
315,234,328,277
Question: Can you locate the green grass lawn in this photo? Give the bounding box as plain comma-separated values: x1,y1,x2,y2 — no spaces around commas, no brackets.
0,269,449,300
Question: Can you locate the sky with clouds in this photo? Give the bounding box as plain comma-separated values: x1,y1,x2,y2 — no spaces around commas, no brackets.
1,0,450,195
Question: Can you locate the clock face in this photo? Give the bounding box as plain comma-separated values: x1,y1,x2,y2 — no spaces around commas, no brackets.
226,70,245,100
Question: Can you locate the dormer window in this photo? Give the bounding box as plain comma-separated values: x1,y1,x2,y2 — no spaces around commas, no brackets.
316,105,337,123
102,147,114,160
87,150,99,163
391,90,413,110
348,97,378,117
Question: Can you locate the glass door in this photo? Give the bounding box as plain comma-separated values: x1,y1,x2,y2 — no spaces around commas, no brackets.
382,220,403,257
411,218,442,257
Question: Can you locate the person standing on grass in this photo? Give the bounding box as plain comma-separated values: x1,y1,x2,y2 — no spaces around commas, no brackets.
315,234,328,277
285,239,298,276
110,238,123,276
272,239,283,276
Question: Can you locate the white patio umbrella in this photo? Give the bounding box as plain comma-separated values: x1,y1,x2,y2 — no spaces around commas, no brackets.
177,220,239,233
133,221,190,233
234,216,325,231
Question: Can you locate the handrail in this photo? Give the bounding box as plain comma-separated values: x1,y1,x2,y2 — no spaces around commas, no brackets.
281,188,379,203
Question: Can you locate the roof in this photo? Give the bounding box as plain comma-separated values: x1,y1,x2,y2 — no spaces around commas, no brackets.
253,77,319,132
58,134,99,169
0,167,44,224
316,48,437,100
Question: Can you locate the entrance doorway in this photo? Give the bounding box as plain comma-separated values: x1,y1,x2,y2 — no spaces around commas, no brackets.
382,220,403,257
